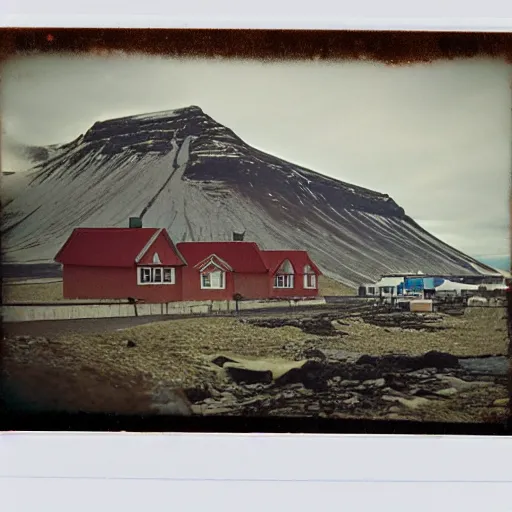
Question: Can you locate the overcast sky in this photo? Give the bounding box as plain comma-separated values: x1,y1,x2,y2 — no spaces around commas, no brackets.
1,54,510,262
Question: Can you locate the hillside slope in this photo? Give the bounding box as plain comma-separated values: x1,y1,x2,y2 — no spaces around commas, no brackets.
1,106,497,287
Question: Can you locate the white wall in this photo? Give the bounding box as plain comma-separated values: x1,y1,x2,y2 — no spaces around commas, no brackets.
2,297,327,323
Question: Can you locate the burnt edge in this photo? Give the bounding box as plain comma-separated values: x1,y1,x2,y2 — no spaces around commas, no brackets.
0,29,511,63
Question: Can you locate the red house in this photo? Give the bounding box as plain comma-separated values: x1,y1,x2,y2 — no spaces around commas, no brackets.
176,241,270,301
260,250,321,299
55,225,322,302
54,227,187,302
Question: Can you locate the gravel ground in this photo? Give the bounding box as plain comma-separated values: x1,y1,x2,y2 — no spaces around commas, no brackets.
4,308,508,390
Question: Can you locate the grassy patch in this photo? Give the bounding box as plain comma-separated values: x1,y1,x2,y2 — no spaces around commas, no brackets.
337,308,508,357
318,275,355,296
2,281,63,302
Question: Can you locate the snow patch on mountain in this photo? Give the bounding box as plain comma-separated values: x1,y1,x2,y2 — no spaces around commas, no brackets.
1,106,500,286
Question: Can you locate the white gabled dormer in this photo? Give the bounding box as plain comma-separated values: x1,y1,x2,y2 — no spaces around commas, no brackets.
274,259,295,289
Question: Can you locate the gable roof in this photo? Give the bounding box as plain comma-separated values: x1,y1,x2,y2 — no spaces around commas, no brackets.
176,242,268,273
260,250,322,275
195,254,234,272
55,228,186,267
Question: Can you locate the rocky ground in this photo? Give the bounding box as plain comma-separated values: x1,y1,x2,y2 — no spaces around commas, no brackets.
186,348,509,423
2,305,510,423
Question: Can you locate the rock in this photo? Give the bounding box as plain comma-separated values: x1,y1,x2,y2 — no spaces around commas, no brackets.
492,398,509,407
388,406,402,413
184,386,212,402
435,375,491,392
211,355,237,367
396,397,431,410
126,340,136,348
422,351,459,369
301,348,327,361
356,351,459,371
343,396,360,405
152,388,193,415
362,378,385,388
340,380,360,387
288,383,307,390
382,395,401,402
243,383,269,392
202,407,234,415
225,365,273,384
220,391,236,402
435,387,459,397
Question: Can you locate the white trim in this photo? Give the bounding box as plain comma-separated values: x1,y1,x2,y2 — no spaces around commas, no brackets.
274,274,294,289
303,273,317,289
199,259,226,273
196,253,233,272
200,269,226,290
135,229,163,264
137,266,176,285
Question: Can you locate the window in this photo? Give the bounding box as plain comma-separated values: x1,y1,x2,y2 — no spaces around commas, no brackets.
163,268,174,283
274,274,294,289
304,273,316,289
138,267,175,285
140,267,151,283
368,287,375,295
274,259,295,289
201,270,225,289
303,264,317,289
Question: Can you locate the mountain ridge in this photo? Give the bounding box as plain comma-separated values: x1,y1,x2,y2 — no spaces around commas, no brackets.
1,105,499,287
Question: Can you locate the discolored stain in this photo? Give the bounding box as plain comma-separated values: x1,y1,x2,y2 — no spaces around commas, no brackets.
0,29,510,65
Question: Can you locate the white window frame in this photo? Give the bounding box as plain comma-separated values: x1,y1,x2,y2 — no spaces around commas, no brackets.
303,273,317,289
137,266,176,285
200,269,226,290
274,274,294,289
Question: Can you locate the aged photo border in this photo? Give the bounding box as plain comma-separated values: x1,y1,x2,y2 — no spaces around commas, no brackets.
0,28,511,434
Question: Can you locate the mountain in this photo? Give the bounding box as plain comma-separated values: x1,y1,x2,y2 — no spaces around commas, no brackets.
1,106,499,287
1,135,61,172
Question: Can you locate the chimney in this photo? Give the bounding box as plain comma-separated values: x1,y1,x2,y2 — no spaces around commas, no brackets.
129,217,143,229
232,231,245,241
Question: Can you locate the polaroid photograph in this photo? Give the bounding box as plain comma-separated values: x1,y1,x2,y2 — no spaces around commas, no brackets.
1,30,510,428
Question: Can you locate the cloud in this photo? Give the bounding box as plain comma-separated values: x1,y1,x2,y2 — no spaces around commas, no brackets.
1,54,510,258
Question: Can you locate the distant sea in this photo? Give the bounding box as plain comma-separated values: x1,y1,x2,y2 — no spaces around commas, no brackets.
477,256,510,272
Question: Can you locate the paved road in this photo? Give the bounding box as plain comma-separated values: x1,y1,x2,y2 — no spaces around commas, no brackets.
3,315,184,337
2,300,376,337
